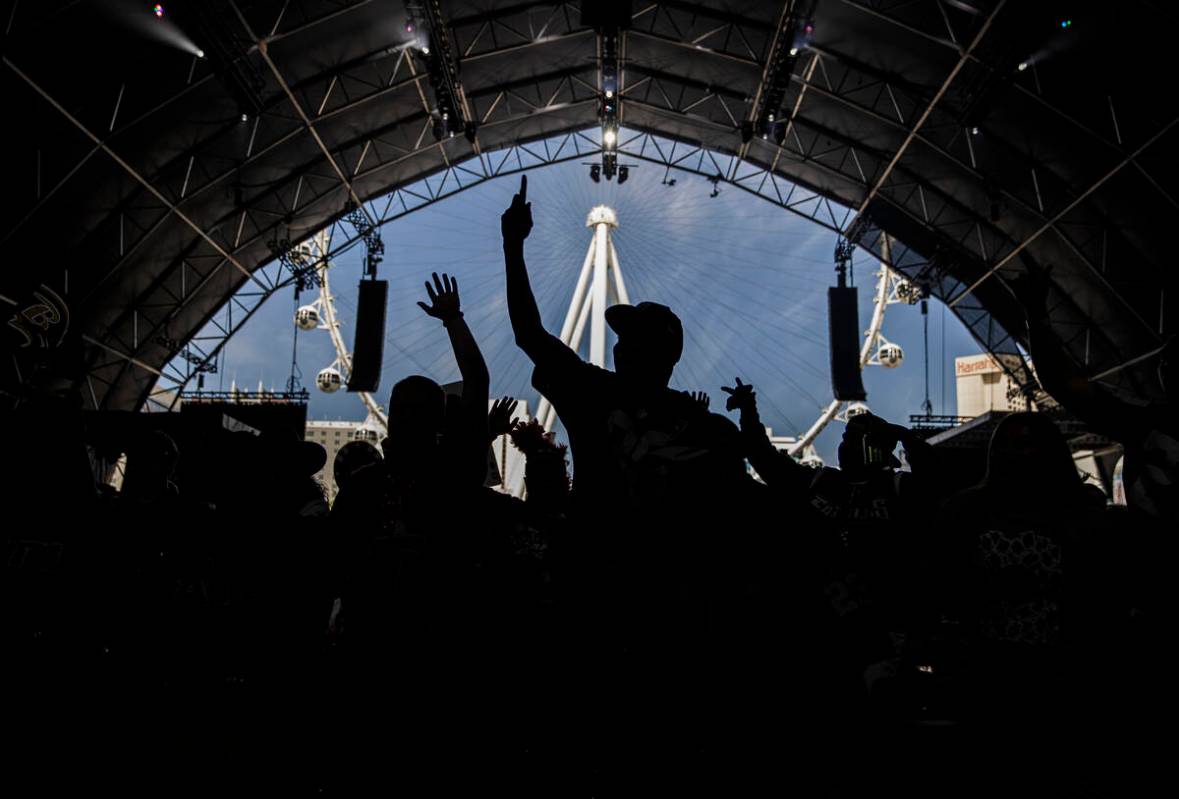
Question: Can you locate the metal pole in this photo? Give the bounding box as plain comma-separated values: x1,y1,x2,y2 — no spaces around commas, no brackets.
589,221,610,367
608,238,630,305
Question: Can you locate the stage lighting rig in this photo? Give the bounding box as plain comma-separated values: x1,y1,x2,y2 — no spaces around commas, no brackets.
590,3,627,180
344,202,385,277
750,1,816,145
268,236,323,292
415,1,475,144
171,1,265,118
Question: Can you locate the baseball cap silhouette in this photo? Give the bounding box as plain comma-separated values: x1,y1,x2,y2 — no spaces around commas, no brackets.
605,302,683,365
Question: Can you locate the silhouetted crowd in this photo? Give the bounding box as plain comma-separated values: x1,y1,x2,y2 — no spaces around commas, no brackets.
2,177,1174,794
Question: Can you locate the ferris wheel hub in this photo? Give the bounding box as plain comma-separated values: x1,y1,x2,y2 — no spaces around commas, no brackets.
586,205,618,228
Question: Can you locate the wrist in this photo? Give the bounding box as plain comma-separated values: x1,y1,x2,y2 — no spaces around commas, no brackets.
441,311,464,326
503,238,524,255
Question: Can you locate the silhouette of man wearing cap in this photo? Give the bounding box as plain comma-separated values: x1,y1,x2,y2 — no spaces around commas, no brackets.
503,177,748,780
500,175,718,511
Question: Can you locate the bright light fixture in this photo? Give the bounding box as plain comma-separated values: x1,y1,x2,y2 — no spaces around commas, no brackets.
603,129,617,147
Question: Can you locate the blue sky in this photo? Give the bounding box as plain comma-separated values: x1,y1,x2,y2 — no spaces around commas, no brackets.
205,153,985,464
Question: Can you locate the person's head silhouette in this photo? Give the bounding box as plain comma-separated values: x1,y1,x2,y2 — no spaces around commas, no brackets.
984,411,1077,495
837,413,901,478
386,375,445,472
334,439,382,495
605,301,683,389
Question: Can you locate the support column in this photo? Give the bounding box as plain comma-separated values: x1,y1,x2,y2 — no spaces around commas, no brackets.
589,221,610,367
538,205,622,432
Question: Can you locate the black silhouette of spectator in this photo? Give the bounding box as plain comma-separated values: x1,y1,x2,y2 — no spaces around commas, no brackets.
120,429,180,503
723,377,944,713
502,175,723,512
938,412,1127,731
332,271,493,705
1016,271,1177,524
510,417,571,509
332,439,382,497
503,176,770,781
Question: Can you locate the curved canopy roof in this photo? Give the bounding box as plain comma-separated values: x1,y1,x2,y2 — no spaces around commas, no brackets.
2,0,1175,411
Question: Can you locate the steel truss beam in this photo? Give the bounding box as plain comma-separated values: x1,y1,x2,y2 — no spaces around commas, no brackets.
144,131,603,409
144,125,1028,410
23,0,1160,410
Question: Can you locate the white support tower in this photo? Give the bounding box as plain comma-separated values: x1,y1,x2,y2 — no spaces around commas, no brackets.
535,205,629,432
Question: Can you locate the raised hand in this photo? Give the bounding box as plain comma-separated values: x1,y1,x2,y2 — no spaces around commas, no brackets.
721,377,757,413
691,391,710,410
501,175,533,244
509,417,565,456
855,410,905,442
417,272,462,322
488,396,519,439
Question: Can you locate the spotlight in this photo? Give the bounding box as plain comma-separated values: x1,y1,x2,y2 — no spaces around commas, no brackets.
405,20,415,33
971,126,979,135
241,113,249,122
421,45,430,55
153,4,164,18
196,49,205,59
1018,61,1028,71
618,166,629,184
603,128,617,147
605,89,614,99
1060,19,1072,28
590,164,601,183
788,47,799,56
804,21,814,34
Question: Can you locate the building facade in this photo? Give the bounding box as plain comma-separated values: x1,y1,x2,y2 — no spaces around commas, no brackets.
955,353,1035,417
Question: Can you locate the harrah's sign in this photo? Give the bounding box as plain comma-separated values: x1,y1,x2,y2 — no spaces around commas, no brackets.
956,355,1001,376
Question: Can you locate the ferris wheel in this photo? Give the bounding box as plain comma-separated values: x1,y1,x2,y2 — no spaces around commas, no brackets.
291,157,924,470
291,228,387,439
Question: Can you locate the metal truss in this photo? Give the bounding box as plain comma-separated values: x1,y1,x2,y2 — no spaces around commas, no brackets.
830,0,1172,384
19,0,1165,412
145,122,1015,410
144,130,605,409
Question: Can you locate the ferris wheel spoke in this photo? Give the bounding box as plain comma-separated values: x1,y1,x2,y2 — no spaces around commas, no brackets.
633,261,823,422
